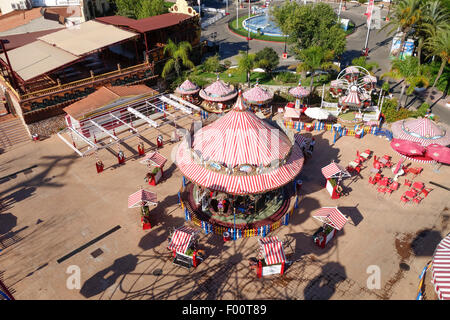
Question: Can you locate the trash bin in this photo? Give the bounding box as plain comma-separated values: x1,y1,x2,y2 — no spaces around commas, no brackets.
223,232,231,242
296,179,303,192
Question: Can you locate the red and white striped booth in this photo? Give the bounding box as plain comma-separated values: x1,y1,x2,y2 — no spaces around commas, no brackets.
312,207,348,248
140,151,167,185
321,162,350,199
431,234,450,300
128,188,158,230
168,226,202,269
256,236,287,278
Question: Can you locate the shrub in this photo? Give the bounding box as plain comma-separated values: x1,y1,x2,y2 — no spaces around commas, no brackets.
224,60,232,69
203,54,223,73
381,98,414,123
414,103,430,118
275,72,298,84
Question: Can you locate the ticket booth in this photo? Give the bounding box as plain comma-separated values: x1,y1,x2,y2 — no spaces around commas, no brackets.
321,162,350,199
128,188,158,230
140,151,168,186
312,207,348,248
168,226,204,269
255,236,287,278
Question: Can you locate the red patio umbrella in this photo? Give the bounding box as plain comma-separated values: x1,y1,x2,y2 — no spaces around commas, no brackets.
425,144,450,164
390,138,426,156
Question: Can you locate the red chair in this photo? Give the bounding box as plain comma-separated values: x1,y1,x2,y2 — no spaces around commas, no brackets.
377,187,387,194
385,188,393,195
412,181,424,191
404,179,412,187
400,196,410,204
421,188,431,197
383,155,391,161
413,196,423,204
390,181,399,191
368,176,377,185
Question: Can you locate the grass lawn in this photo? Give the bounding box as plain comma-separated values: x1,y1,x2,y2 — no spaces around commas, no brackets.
228,15,286,43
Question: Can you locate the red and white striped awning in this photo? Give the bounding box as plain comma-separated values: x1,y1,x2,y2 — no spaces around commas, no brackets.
284,107,301,119
391,118,450,147
140,151,167,167
312,207,348,231
192,94,293,167
167,226,199,254
128,189,157,208
431,234,450,300
321,162,350,179
258,236,286,265
340,89,361,106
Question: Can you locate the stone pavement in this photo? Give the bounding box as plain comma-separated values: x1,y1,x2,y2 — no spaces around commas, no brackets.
0,110,448,300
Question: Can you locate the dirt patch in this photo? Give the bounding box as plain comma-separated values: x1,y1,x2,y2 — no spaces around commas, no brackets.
395,233,414,261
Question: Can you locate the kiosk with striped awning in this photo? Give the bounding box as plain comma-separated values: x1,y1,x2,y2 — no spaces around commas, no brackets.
168,226,203,269
256,236,287,277
321,162,350,199
140,151,167,185
312,207,348,248
128,188,158,230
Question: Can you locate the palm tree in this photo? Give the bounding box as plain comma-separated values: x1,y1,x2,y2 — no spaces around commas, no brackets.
381,56,428,108
161,39,194,79
380,0,422,59
237,51,256,87
424,26,450,97
296,45,338,93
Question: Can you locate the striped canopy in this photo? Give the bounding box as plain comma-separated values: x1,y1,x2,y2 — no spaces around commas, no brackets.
431,234,450,300
321,162,350,179
345,66,359,73
363,75,377,83
167,226,199,254
140,151,167,167
258,236,286,265
289,84,310,98
175,79,200,95
175,94,304,195
391,118,450,147
313,207,348,231
294,133,308,147
330,80,343,87
284,107,301,119
243,84,273,105
340,89,361,107
199,78,237,102
128,189,157,208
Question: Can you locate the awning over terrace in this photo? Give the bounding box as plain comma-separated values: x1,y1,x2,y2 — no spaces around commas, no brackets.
167,226,199,254
128,188,158,208
258,236,286,265
321,162,350,179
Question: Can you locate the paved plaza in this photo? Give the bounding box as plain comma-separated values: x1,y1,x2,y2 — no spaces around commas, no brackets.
0,109,448,299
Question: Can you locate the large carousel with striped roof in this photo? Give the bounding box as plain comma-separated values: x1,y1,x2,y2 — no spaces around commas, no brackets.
176,91,305,236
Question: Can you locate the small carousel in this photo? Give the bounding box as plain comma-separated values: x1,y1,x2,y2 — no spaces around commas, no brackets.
199,76,238,113
242,81,274,116
176,92,305,236
175,79,201,103
283,81,310,122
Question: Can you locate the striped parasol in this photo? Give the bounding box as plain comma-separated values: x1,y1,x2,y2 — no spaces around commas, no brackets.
289,82,310,98
243,83,273,105
391,118,450,147
363,75,377,83
304,107,330,120
345,66,359,74
128,188,157,208
199,77,237,102
175,79,200,95
431,234,450,300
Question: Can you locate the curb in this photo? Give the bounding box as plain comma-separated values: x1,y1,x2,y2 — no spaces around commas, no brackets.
227,23,286,44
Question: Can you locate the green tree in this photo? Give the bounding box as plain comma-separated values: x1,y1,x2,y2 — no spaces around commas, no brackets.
203,54,222,73
272,2,346,57
296,45,338,93
381,56,429,108
351,56,379,73
115,0,141,18
137,0,167,19
237,51,256,87
162,39,194,78
424,26,450,96
254,48,279,74
379,0,422,59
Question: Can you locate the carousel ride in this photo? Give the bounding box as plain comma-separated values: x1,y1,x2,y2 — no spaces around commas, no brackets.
242,80,274,116
199,76,238,113
175,79,200,103
390,117,450,164
330,66,378,126
176,91,304,232
283,81,311,122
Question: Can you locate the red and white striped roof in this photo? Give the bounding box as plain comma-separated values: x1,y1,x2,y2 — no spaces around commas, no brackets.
294,133,307,147
391,118,450,147
258,236,286,265
128,189,157,208
199,78,237,102
340,89,361,106
243,84,273,105
167,226,199,254
432,234,450,300
289,85,310,98
321,162,350,179
313,207,348,231
192,94,293,167
140,151,167,167
175,79,200,95
176,139,304,195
